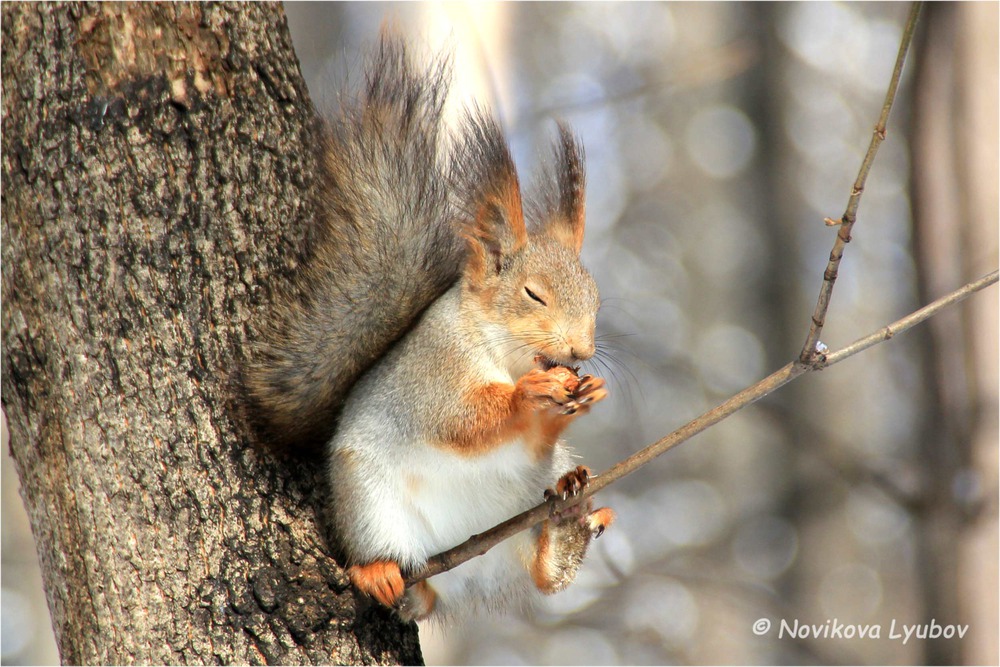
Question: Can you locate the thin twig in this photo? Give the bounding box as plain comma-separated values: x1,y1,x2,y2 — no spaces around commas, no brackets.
820,270,998,366
799,2,923,364
407,268,998,584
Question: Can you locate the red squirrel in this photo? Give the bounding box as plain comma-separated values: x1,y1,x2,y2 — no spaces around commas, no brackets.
247,34,613,621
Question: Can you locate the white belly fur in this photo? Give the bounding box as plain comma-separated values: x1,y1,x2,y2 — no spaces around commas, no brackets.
333,430,571,617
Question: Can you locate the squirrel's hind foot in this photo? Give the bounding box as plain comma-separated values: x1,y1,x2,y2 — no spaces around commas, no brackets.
585,506,615,538
545,466,615,536
348,560,405,608
545,465,591,503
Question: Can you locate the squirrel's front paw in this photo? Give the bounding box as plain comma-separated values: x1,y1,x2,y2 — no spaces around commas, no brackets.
348,560,404,608
516,368,575,407
559,374,608,416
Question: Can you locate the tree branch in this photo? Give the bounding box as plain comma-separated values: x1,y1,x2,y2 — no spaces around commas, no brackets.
802,2,923,363
409,268,998,585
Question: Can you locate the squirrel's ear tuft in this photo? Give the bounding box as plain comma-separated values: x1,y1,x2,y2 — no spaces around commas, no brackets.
532,123,587,255
455,108,527,284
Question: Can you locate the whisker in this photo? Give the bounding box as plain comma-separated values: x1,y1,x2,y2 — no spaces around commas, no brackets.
595,332,637,341
591,344,641,409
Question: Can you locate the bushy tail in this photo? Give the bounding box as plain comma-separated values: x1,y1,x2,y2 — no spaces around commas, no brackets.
247,36,465,449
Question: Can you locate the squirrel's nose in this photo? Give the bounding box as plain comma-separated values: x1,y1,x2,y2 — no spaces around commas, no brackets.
570,340,595,361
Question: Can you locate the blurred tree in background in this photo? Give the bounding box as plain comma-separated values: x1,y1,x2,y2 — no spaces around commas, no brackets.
3,3,996,665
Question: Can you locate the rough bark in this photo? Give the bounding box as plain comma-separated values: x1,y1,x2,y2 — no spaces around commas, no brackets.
1,3,421,664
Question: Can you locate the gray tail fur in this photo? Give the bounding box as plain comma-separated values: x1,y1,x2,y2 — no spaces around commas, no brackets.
246,35,465,449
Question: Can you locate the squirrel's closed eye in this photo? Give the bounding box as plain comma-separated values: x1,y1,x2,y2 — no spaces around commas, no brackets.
524,287,547,306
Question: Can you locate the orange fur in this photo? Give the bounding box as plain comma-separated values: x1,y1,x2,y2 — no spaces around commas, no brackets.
546,212,585,255
494,183,528,248
534,412,575,457
348,560,405,607
436,368,581,458
483,162,528,250
436,381,529,456
462,226,490,290
530,521,557,594
464,173,526,291
588,507,616,534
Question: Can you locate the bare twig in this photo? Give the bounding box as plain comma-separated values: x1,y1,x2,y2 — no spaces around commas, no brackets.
799,2,923,364
820,270,998,366
408,269,998,584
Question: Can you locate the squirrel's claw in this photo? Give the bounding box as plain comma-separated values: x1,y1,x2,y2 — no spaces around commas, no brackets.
544,470,615,539
586,507,616,538
555,465,589,497
545,465,592,519
573,376,606,404
557,375,607,416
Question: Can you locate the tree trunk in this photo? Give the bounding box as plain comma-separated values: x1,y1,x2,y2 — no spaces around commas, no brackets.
1,3,421,664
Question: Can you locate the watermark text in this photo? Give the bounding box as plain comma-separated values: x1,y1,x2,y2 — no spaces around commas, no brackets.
752,618,969,645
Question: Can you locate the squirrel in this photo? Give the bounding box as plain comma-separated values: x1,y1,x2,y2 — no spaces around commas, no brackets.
246,34,614,622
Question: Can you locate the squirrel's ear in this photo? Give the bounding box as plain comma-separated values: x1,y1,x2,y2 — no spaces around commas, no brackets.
457,109,527,284
535,123,586,255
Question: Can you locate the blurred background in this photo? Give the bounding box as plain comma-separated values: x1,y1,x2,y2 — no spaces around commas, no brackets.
3,2,996,665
